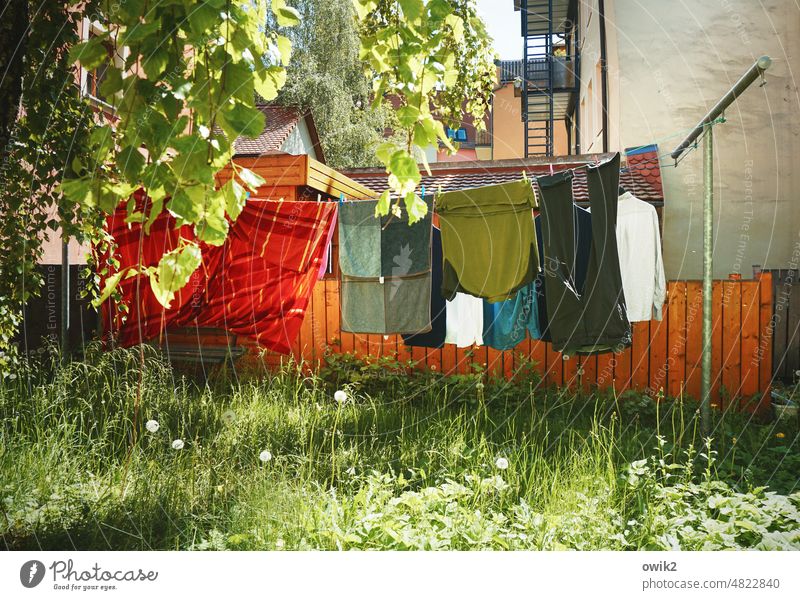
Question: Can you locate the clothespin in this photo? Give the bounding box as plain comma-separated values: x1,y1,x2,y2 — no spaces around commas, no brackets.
317,193,321,202
549,163,554,176
339,193,345,205
522,170,528,182
421,185,426,198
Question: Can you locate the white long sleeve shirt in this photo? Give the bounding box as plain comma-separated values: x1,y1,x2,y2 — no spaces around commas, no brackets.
445,293,484,347
616,192,667,322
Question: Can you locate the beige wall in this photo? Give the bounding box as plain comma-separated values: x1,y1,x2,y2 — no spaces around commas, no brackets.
492,83,525,159
582,0,800,279
491,82,569,159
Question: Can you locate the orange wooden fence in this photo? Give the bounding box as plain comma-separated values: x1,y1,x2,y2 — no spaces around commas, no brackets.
264,273,773,412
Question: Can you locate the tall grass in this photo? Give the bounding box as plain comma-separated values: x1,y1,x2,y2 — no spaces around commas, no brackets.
1,346,798,550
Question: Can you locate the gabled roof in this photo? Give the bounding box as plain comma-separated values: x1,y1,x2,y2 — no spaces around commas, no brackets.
233,105,326,164
342,150,664,204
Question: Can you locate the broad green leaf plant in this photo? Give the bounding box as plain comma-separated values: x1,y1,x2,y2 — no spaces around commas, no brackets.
46,0,494,327
61,0,300,308
351,0,497,221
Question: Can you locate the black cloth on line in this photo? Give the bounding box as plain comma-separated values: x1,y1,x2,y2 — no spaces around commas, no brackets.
534,205,592,343
402,226,446,348
536,153,631,355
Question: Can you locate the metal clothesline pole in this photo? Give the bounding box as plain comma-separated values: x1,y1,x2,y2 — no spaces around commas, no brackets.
670,55,771,436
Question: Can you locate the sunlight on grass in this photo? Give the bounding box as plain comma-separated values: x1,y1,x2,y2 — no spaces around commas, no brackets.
1,346,798,550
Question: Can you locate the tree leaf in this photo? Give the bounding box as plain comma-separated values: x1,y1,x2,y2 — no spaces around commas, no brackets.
396,105,421,127
404,191,428,224
222,178,248,220
374,190,391,217
238,168,265,191
68,38,108,70
275,35,292,66
254,66,287,101
150,243,202,308
399,0,424,21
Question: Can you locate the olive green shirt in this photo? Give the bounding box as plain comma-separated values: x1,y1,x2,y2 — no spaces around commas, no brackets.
436,179,539,303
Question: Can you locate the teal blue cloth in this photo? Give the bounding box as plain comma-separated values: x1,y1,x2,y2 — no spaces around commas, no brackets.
482,283,540,350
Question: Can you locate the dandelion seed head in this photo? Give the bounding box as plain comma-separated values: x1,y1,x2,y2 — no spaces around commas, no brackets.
145,419,160,433
495,457,509,470
334,390,347,404
259,450,273,462
221,409,236,425
171,439,185,450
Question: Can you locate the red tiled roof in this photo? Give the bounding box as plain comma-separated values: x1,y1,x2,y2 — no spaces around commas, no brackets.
233,105,303,155
343,150,664,204
622,145,664,201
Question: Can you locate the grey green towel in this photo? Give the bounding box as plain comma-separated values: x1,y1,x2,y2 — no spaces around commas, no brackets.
338,196,434,334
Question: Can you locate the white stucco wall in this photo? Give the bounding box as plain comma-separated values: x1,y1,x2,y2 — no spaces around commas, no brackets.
281,119,318,160
582,0,800,280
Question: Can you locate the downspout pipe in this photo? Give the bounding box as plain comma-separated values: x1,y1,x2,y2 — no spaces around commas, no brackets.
671,56,772,161
598,0,609,153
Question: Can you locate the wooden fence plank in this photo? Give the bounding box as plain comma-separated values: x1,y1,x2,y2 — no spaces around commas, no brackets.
311,282,327,367
581,353,597,394
487,347,503,378
721,281,742,409
273,276,772,411
613,341,632,395
770,271,789,380
629,321,649,391
596,351,614,392
757,272,774,413
649,297,669,395
545,345,563,388
684,282,703,400
442,343,456,375
324,279,340,348
740,281,760,407
667,281,687,398
786,278,800,377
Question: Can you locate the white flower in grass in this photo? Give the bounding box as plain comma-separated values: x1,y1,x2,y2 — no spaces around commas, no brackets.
334,390,347,404
145,420,160,433
495,457,509,470
221,409,236,425
172,439,185,450
259,450,273,463
275,538,285,550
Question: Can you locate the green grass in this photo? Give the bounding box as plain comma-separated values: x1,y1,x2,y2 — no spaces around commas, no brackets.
1,345,798,550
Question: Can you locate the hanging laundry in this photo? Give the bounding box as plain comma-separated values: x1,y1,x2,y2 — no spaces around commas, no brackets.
102,191,204,347
482,282,540,351
402,226,447,348
103,194,338,355
534,204,592,343
338,196,434,334
615,191,666,321
317,206,338,279
196,199,337,353
537,154,631,355
436,180,538,302
445,293,484,348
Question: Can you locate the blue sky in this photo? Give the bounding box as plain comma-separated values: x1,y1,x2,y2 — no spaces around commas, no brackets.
475,0,523,60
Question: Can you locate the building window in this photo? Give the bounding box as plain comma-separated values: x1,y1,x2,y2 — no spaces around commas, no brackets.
80,20,126,109
446,127,468,142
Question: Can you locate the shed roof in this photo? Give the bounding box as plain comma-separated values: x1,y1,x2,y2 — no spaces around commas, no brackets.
233,105,326,164
342,150,664,204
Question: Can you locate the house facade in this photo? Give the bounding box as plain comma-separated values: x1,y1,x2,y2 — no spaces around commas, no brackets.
507,0,800,280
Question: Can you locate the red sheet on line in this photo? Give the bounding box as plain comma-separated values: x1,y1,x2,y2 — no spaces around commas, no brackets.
103,195,337,354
